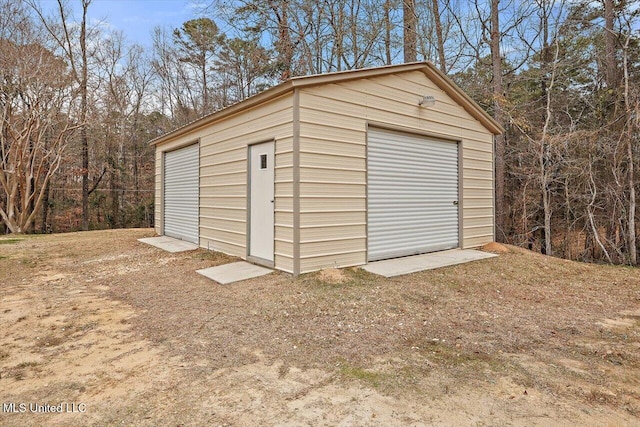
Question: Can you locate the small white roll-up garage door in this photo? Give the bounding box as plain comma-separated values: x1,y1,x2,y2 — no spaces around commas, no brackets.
367,128,459,261
164,143,199,244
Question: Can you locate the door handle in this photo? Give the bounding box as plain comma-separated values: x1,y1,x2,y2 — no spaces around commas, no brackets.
453,200,459,205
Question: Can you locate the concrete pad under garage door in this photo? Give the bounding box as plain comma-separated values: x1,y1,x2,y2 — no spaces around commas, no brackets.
197,262,273,285
363,249,498,278
138,236,199,253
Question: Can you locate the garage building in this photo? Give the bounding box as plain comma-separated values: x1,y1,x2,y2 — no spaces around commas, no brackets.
151,62,503,275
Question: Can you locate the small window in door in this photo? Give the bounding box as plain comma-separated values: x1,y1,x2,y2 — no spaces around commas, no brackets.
260,154,268,169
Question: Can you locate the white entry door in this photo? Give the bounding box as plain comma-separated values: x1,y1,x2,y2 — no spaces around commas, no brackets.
249,141,275,263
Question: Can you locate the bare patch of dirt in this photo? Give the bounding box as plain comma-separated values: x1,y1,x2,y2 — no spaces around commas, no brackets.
317,267,349,284
1,229,639,426
481,241,510,254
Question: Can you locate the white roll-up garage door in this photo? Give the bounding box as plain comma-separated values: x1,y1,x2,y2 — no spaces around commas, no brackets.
164,143,199,244
367,128,459,261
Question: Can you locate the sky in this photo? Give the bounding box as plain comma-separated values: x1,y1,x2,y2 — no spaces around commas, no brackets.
44,0,207,47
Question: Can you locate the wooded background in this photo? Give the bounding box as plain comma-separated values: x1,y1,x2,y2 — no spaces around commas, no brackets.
1,0,638,266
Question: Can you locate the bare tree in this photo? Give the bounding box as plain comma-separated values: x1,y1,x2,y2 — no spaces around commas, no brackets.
0,39,80,233
29,0,96,230
269,0,295,79
152,27,201,125
216,37,274,101
537,38,561,256
621,25,637,265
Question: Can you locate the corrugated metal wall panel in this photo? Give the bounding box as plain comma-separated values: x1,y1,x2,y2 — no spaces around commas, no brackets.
164,143,199,244
154,150,162,234
368,128,459,261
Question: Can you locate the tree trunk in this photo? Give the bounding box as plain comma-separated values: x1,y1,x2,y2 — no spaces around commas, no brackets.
40,174,51,233
490,0,505,242
384,0,392,65
542,161,552,256
622,33,637,265
80,0,89,231
110,167,119,228
201,49,208,113
540,0,552,256
629,139,637,265
403,0,417,63
604,0,617,90
432,0,446,73
28,140,36,222
271,1,293,80
587,162,613,263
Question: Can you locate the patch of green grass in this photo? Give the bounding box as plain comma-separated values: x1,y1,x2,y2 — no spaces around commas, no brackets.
339,364,383,388
0,238,24,244
408,338,503,377
0,237,24,245
337,361,425,394
0,234,45,251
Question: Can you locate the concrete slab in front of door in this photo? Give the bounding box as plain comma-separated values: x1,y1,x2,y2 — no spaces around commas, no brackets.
138,236,199,253
197,261,273,285
363,249,498,278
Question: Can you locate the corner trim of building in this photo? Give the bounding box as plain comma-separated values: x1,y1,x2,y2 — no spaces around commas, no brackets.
293,89,301,276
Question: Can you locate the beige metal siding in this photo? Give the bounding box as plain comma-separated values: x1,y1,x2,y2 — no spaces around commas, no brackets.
297,121,368,272
298,70,494,273
154,94,295,273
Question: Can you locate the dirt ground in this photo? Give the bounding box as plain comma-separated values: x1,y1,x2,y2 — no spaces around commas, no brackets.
1,229,639,426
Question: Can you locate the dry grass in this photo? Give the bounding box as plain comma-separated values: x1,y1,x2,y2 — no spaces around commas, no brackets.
1,229,639,426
